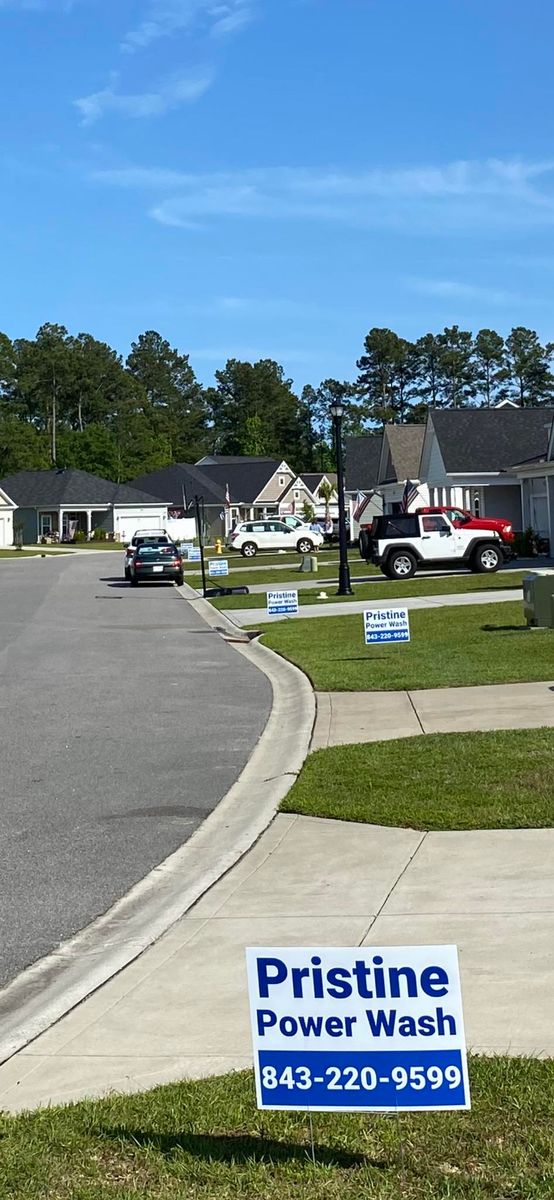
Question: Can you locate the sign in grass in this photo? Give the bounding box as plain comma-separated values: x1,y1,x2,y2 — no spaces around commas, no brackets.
247,945,470,1113
364,606,410,644
187,547,201,562
267,589,299,616
179,543,194,558
208,558,229,577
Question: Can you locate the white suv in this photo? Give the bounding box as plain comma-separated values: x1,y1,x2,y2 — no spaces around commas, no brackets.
229,519,324,558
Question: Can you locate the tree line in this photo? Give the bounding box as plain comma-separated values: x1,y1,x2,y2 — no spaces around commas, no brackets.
0,322,552,481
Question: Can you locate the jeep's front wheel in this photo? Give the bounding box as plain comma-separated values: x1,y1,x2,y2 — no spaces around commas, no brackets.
471,542,502,573
385,549,417,580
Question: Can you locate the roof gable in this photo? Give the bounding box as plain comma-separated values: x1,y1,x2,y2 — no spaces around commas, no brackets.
379,425,425,483
345,436,383,490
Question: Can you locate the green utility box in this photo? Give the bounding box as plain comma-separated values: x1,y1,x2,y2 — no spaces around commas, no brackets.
300,554,318,573
523,570,554,627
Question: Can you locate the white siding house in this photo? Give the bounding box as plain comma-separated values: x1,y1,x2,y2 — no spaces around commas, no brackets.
0,486,16,546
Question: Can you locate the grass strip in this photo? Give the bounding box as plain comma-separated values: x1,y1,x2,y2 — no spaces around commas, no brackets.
0,1058,552,1198
259,601,553,691
212,569,524,608
281,727,554,830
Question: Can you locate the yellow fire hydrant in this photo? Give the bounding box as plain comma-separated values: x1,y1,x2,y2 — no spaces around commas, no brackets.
215,537,223,555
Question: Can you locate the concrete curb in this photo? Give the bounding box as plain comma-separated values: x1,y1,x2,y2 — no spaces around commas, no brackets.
0,584,315,1065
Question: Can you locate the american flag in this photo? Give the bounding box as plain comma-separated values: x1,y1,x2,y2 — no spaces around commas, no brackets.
224,482,231,510
400,480,420,512
353,491,371,521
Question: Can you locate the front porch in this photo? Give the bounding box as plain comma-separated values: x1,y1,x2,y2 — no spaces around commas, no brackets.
37,507,110,543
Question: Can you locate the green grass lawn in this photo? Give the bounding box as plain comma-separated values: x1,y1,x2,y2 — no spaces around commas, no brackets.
282,728,554,830
211,569,525,609
187,553,341,579
0,548,71,558
1,1059,552,1199
259,601,553,691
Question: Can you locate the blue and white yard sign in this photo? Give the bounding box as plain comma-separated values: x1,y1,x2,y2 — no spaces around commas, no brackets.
267,589,299,616
179,542,194,558
187,546,201,562
364,606,410,644
246,945,470,1113
208,558,229,577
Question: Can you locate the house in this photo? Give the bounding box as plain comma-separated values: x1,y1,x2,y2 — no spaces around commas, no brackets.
0,485,17,547
129,463,224,543
0,469,169,544
275,472,338,522
133,456,338,540
345,435,384,535
418,408,554,527
512,419,554,544
375,426,427,513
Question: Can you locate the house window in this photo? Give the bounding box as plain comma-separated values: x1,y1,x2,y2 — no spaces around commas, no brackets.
279,476,285,487
294,490,299,499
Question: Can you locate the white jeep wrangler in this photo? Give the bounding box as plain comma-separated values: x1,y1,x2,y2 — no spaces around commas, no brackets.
359,512,510,580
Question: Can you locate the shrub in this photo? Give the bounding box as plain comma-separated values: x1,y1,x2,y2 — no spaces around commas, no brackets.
92,527,107,541
73,529,87,543
514,526,540,556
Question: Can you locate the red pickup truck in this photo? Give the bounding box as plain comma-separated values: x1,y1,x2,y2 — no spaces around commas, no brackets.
415,506,515,548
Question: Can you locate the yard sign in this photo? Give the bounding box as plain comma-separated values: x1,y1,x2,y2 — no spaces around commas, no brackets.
364,606,410,644
267,589,299,616
187,547,201,562
208,559,229,577
246,945,470,1113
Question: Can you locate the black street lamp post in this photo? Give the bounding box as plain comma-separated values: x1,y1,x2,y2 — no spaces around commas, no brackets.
330,400,353,596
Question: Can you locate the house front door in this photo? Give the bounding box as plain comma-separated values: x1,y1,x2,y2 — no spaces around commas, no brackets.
40,513,53,538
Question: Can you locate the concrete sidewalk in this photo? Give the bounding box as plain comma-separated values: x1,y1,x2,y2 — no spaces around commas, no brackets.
230,587,523,626
1,812,552,1112
312,680,554,747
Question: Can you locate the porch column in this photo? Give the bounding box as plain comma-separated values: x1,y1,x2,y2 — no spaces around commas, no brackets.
86,510,92,540
59,510,64,541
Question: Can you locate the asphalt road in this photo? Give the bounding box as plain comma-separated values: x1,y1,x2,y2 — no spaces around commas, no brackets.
0,554,271,988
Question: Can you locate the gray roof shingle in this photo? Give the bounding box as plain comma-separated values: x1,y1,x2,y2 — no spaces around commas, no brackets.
130,463,226,507
0,469,167,507
196,459,284,503
345,436,383,490
430,409,554,473
380,425,426,483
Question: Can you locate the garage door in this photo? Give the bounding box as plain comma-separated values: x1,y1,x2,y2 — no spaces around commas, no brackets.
116,514,165,543
0,517,5,548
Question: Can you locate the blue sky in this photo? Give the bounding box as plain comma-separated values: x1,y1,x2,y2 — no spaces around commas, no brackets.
1,0,554,389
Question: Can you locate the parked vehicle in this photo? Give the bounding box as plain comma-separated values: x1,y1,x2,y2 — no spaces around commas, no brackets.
128,543,184,586
229,519,324,558
359,512,511,580
124,530,175,579
416,506,516,548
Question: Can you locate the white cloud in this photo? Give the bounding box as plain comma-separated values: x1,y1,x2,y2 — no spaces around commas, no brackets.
404,278,519,305
122,0,255,53
90,157,554,232
74,69,213,125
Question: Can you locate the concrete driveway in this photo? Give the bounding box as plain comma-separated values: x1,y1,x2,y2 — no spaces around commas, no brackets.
0,555,271,987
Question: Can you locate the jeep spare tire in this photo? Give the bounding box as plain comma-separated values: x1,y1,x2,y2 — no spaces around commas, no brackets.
472,542,501,573
359,528,371,559
386,549,417,580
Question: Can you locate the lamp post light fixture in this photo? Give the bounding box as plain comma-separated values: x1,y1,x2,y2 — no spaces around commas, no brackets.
330,399,353,596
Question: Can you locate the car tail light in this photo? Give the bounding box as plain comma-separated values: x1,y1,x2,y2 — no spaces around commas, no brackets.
231,530,238,540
